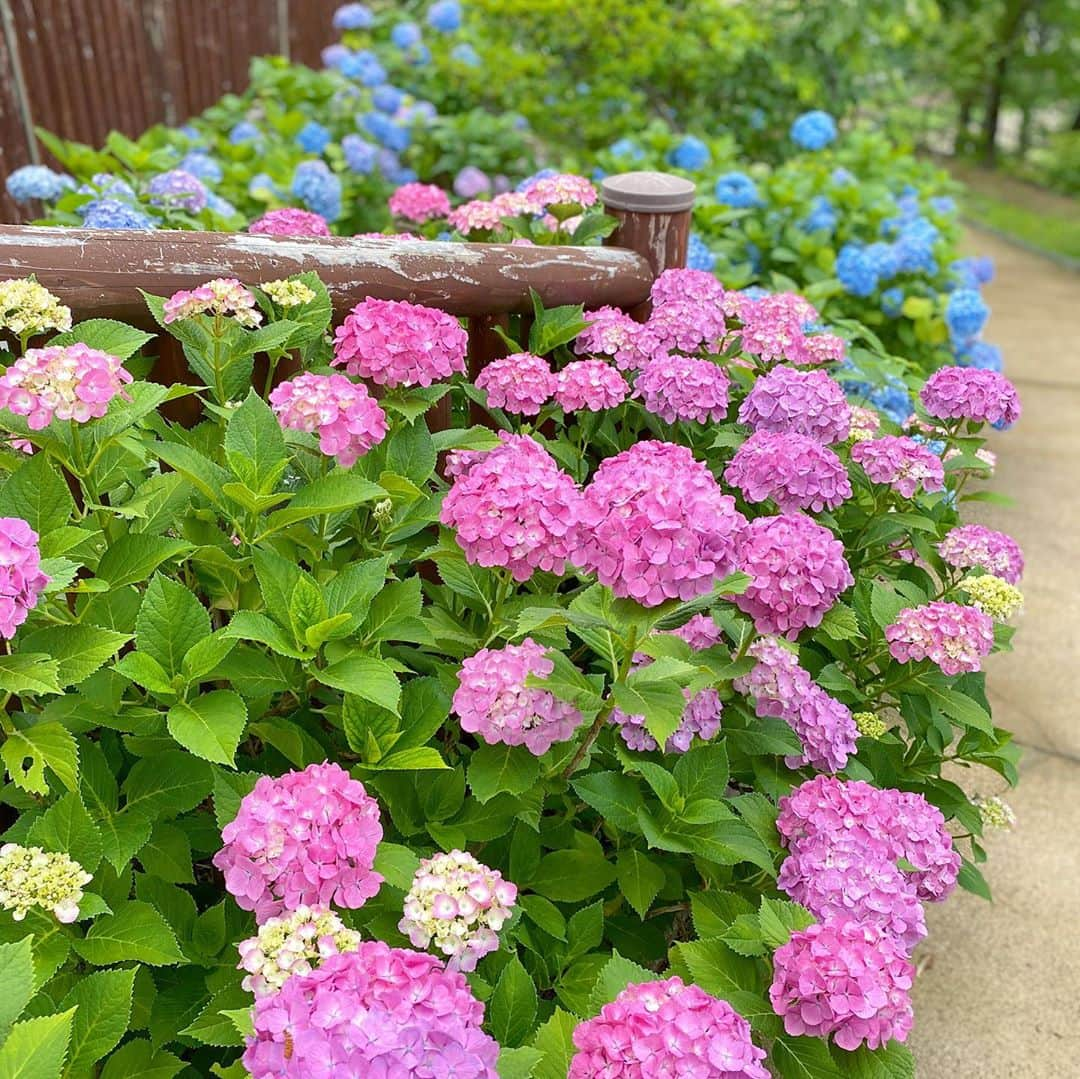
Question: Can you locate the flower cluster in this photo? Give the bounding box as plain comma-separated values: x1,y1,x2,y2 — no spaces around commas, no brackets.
938,524,1024,583
248,208,331,237
738,367,850,443
634,353,730,424
976,795,1017,830
162,277,262,327
919,366,1021,427
851,435,946,498
398,850,517,971
737,293,842,368
853,711,888,738
0,517,49,640
237,905,361,996
724,431,851,513
524,172,597,211
945,288,990,343
569,977,769,1079
0,279,72,338
5,164,72,203
647,298,726,355
735,515,853,637
243,943,499,1078
885,601,995,675
714,171,763,208
292,160,342,221
0,843,91,923
575,306,663,371
769,920,915,1050
474,352,555,415
574,441,747,606
554,360,630,412
270,373,388,468
611,679,722,754
960,574,1024,620
147,169,207,213
333,297,467,388
261,278,317,308
80,198,155,230
847,405,882,442
734,637,858,772
650,267,727,310
452,638,583,755
388,181,451,222
441,433,583,581
213,762,383,922
668,135,711,171
0,343,133,428
790,110,838,150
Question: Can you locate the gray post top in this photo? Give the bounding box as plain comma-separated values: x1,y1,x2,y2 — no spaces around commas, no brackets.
600,171,697,214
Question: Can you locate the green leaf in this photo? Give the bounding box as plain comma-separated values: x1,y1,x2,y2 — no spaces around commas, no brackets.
395,676,451,750
27,792,102,874
372,842,421,890
180,630,237,683
222,610,308,659
497,1046,543,1079
758,896,816,947
831,1042,916,1079
212,769,259,830
2,723,78,794
531,848,616,902
387,419,436,484
0,940,34,1039
674,741,729,802
262,472,386,533
615,849,666,919
180,986,250,1047
94,534,189,589
488,956,538,1048
224,390,287,494
589,952,660,1012
374,747,448,770
468,743,540,804
153,441,229,506
957,858,992,900
612,677,685,748
817,602,863,641
96,812,153,875
139,822,194,884
771,1035,844,1079
136,575,210,676
571,771,645,832
527,292,588,355
121,751,212,819
73,902,184,966
921,682,994,734
325,556,391,626
167,690,247,765
318,655,401,714
59,968,136,1077
0,454,74,535
362,577,425,643
99,1040,183,1079
519,895,566,940
530,1009,577,1079
0,1008,76,1079
19,625,131,687
869,583,907,631
0,654,62,696
49,318,153,360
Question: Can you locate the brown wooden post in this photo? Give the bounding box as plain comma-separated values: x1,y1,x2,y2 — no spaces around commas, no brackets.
600,171,696,318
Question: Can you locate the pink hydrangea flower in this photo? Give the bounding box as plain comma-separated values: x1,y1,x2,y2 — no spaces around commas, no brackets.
554,360,630,412
452,637,583,754
269,373,387,467
441,433,583,581
650,268,728,310
778,839,927,954
920,366,1021,427
735,294,836,367
243,943,499,1078
733,637,858,772
575,306,663,371
448,191,538,233
647,299,726,355
525,173,598,210
569,977,769,1079
848,404,881,441
939,524,1024,584
0,517,49,639
801,332,846,365
399,850,517,971
673,612,723,650
248,208,331,237
851,435,945,498
474,352,555,415
735,515,853,638
388,181,451,222
163,277,262,327
333,297,467,388
724,430,851,512
769,920,915,1050
0,344,133,428
738,366,851,443
573,440,747,607
611,681,722,754
634,353,730,424
885,601,994,675
213,762,383,923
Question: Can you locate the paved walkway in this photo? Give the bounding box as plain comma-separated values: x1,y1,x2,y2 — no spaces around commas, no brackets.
908,230,1080,1076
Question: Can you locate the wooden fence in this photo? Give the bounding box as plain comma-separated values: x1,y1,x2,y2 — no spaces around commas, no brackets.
0,0,340,222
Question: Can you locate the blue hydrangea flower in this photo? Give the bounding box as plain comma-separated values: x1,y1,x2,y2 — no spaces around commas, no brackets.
360,112,410,152
178,124,201,141
296,122,332,155
930,195,956,215
881,287,904,317
451,42,480,66
866,241,900,282
333,3,373,30
956,341,1003,372
686,233,717,271
205,192,238,218
801,196,837,234
749,107,766,131
790,110,837,150
892,218,939,274
428,0,462,31
229,121,261,144
391,21,422,48
376,150,416,185
6,165,72,203
951,255,994,288
322,43,352,69
80,198,155,230
608,137,644,161
292,160,342,222
402,101,437,125
340,50,386,85
741,286,771,302
945,288,990,342
341,134,377,174
372,85,405,114
667,136,710,172
836,244,879,297
744,242,762,272
148,169,208,213
248,173,282,197
830,167,855,186
912,434,947,456
871,380,913,425
78,173,135,199
411,44,432,66
179,151,223,184
713,171,763,208
517,168,557,193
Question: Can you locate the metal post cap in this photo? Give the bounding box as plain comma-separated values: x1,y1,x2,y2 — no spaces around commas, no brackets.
600,171,696,213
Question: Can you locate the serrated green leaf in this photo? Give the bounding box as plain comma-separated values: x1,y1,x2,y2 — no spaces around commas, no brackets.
571,771,646,832
0,939,35,1039
318,655,401,714
588,952,659,1011
94,534,190,589
73,901,184,966
771,1034,844,1079
2,723,79,794
468,743,540,804
224,390,287,494
372,842,421,890
615,849,665,919
99,1040,183,1079
530,1009,577,1079
19,625,130,687
0,454,74,535
262,472,386,534
497,1046,543,1079
136,575,210,676
59,967,136,1076
0,654,62,696
167,690,247,765
0,1008,76,1079
531,848,616,902
518,895,566,940
488,957,538,1048
27,792,102,874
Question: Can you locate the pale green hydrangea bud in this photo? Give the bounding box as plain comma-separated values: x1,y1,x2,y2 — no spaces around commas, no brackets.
236,905,361,996
373,499,394,526
975,795,1016,831
262,279,317,308
0,843,91,923
961,574,1023,620
853,711,888,739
